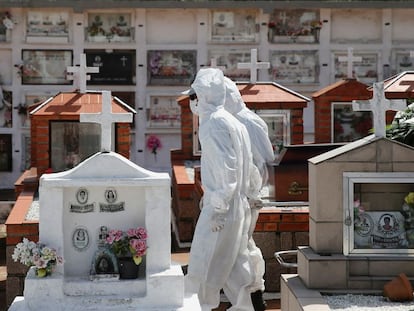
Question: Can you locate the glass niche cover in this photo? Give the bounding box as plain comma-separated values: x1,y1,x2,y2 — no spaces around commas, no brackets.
343,172,414,255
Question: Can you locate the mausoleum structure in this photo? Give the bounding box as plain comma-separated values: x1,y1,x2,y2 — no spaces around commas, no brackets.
9,150,199,310
6,82,137,305
281,82,414,310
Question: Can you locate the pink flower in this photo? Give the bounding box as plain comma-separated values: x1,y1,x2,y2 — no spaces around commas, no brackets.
137,227,147,239
130,239,147,257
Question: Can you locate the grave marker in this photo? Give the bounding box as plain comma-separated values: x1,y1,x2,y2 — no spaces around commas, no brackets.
338,47,362,79
237,48,270,83
80,90,132,152
352,81,406,137
66,53,99,93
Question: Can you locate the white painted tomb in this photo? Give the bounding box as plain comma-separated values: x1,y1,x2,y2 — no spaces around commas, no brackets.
9,151,200,310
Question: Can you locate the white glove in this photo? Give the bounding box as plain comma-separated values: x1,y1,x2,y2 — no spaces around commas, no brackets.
211,212,226,232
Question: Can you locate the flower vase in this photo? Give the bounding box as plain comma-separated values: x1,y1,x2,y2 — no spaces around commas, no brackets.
118,257,140,279
35,266,52,278
383,273,413,302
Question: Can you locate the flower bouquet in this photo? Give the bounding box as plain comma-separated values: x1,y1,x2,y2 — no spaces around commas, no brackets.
12,238,63,277
105,227,147,266
146,135,162,160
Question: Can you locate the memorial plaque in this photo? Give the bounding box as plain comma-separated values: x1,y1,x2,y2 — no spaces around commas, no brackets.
147,50,196,85
22,50,72,85
354,211,407,249
85,50,135,85
73,227,90,251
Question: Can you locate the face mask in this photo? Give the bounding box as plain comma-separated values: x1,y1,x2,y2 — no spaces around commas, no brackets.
189,99,199,115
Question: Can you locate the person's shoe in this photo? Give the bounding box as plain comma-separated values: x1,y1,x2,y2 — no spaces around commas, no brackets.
251,290,267,311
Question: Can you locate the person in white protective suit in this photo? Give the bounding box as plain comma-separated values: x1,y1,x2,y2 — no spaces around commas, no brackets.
185,68,262,311
224,77,275,311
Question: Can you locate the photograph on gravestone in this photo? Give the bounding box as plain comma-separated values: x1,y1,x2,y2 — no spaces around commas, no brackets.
70,187,95,213
73,226,90,251
85,50,135,85
100,188,124,212
77,187,88,204
344,172,414,255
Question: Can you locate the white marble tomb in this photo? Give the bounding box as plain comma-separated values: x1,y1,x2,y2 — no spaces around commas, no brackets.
10,151,200,310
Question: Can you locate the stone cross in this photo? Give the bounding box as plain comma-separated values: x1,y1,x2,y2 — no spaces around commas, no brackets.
80,90,133,152
237,48,270,84
67,53,99,93
352,81,406,137
338,47,362,79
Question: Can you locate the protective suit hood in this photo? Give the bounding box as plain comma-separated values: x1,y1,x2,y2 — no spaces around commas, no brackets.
191,68,226,119
224,77,246,115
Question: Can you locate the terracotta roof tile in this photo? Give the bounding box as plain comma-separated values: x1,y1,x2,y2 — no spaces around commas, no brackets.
32,91,135,116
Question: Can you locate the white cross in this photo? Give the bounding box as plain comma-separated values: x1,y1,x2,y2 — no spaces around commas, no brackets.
237,49,270,84
338,47,362,79
352,81,406,138
67,53,99,93
279,12,288,24
120,56,128,66
209,58,226,71
80,90,133,152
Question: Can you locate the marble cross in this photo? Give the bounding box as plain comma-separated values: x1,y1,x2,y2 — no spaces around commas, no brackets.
338,47,362,79
80,90,133,152
352,81,406,137
67,53,99,93
237,48,270,84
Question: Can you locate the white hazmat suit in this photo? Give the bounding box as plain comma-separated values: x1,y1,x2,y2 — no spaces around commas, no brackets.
185,68,261,311
224,77,275,309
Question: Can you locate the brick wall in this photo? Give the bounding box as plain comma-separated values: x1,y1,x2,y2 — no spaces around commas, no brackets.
313,79,372,143
30,115,131,176
5,190,37,308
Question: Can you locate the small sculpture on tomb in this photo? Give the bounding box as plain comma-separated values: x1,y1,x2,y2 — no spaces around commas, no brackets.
90,225,119,279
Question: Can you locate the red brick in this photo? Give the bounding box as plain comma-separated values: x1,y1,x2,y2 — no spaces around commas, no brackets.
294,214,309,222
258,213,281,223
263,222,278,232
279,222,309,232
